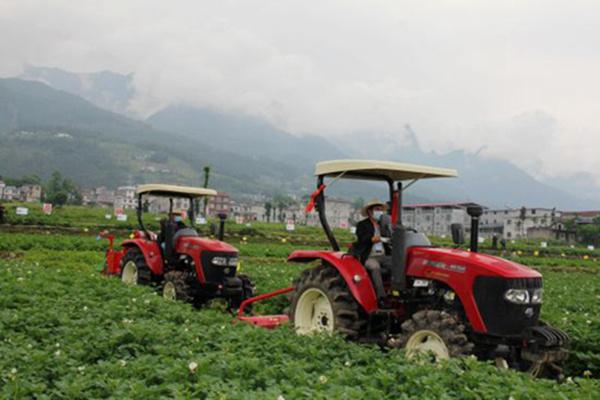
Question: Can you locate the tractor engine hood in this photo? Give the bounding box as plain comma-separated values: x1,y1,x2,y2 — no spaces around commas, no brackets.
178,237,238,254
407,247,541,279
407,247,542,335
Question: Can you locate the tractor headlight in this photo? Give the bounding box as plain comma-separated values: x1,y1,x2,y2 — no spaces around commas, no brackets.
211,256,228,266
531,288,543,304
504,289,530,304
228,257,239,267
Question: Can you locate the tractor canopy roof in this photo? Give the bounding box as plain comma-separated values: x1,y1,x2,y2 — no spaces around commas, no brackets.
136,184,217,198
315,159,457,182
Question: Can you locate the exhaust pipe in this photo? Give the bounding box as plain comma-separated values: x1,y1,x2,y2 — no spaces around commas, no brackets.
467,206,483,253
217,213,227,241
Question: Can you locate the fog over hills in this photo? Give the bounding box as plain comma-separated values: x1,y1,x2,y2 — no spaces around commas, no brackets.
3,67,598,210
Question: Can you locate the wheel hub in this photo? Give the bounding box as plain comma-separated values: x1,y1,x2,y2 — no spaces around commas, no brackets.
163,281,176,301
294,288,334,335
405,330,450,361
121,261,138,285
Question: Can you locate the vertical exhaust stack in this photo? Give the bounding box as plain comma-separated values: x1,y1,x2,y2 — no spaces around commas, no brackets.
217,213,227,241
467,205,483,253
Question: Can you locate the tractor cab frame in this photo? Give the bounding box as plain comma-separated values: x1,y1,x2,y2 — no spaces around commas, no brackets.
310,159,458,292
134,184,216,264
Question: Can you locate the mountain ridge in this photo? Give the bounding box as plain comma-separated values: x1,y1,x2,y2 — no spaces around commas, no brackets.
2,66,597,209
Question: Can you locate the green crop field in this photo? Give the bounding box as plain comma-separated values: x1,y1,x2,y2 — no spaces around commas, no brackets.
0,205,599,399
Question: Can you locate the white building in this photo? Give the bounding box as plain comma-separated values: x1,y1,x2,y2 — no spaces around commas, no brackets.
19,184,43,203
480,207,559,239
147,196,191,214
2,186,18,201
401,202,480,237
94,187,116,206
114,186,137,210
234,201,268,222
306,197,353,228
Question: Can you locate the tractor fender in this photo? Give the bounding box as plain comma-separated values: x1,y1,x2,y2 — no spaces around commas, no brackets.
288,250,378,313
121,239,164,276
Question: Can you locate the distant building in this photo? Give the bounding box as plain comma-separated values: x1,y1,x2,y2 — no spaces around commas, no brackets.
561,210,600,225
148,196,190,214
306,197,353,228
81,188,96,205
401,202,481,237
0,181,5,199
114,186,137,210
19,184,43,203
233,201,268,222
94,187,116,207
480,207,559,239
2,186,18,201
207,192,232,216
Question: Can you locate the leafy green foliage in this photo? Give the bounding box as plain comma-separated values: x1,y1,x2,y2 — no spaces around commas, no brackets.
1,255,599,399
1,209,599,397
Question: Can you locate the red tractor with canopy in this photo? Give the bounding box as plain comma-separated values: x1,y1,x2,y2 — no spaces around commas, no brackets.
102,184,253,309
280,159,568,378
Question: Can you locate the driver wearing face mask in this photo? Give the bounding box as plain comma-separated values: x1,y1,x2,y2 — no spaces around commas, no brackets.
172,211,186,230
351,199,390,306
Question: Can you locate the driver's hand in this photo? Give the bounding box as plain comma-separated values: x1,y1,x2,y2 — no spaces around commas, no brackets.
372,235,381,243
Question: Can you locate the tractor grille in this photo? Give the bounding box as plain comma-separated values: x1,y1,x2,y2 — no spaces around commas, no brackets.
200,251,238,283
473,276,542,336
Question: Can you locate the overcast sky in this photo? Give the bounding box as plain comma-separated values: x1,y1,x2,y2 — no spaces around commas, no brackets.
1,0,599,186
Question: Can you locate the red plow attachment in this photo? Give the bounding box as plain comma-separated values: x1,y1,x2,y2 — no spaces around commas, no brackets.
236,287,294,329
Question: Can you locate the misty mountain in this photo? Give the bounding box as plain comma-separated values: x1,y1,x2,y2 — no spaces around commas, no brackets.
0,78,307,194
147,106,346,166
5,66,597,210
19,65,136,117
543,172,600,205
340,129,596,209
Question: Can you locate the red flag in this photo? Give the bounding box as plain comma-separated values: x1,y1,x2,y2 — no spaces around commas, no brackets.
305,184,326,213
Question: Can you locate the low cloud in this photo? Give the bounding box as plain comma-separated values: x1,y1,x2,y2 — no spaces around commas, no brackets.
1,0,599,185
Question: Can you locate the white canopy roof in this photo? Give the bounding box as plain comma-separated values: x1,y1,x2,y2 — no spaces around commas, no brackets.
315,159,457,181
136,184,217,198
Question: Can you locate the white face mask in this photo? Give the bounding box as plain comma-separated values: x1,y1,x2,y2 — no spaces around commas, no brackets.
372,210,384,220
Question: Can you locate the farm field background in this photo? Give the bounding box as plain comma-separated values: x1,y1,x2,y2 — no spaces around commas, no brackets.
0,203,599,399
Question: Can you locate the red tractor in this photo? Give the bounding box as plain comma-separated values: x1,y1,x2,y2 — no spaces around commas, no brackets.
283,160,568,378
103,184,253,309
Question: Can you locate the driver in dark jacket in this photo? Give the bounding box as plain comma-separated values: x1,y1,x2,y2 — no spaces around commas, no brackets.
351,199,390,305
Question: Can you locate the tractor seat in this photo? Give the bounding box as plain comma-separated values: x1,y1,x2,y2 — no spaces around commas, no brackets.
172,228,199,246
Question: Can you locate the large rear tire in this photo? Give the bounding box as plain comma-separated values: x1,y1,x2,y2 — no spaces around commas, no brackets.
120,247,153,286
392,309,474,360
289,264,366,339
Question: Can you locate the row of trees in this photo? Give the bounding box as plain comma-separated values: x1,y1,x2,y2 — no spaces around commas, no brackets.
45,171,83,206
568,217,600,246
264,194,296,222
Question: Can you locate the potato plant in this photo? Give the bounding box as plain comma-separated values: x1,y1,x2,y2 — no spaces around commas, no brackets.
0,220,599,398
1,256,599,399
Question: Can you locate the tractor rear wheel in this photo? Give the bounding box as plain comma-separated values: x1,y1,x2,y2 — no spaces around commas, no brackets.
392,309,474,361
162,271,193,303
120,247,152,286
289,264,365,339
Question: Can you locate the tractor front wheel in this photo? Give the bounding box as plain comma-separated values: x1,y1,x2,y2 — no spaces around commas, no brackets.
393,309,474,361
227,274,255,313
162,271,193,303
120,247,152,286
290,264,365,339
